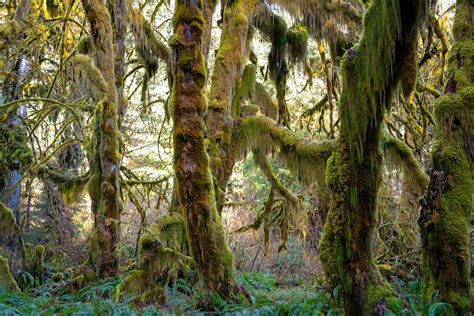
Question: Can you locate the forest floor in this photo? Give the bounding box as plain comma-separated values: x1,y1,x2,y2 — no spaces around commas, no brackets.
0,271,454,315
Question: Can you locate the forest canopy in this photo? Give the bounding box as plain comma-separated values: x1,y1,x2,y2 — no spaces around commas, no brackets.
0,0,472,315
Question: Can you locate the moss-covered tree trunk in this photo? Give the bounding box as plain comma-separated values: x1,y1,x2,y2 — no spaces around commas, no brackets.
419,0,473,312
206,0,255,212
319,0,423,314
82,0,122,278
170,0,242,301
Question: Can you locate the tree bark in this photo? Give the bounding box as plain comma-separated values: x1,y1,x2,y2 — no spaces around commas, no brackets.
82,0,122,278
170,0,243,301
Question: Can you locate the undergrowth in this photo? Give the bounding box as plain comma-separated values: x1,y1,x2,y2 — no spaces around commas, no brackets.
0,272,455,315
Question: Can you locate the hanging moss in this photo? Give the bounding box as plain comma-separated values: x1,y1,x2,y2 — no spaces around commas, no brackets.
287,24,309,63
0,256,20,292
234,115,333,185
237,150,303,252
130,8,171,79
71,54,109,101
253,5,289,125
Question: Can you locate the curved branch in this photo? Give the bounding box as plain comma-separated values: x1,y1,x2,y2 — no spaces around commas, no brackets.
234,115,334,185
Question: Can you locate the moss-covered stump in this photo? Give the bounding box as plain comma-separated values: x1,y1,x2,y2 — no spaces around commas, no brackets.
170,0,246,302
0,255,20,292
34,245,45,286
319,0,424,314
114,214,193,304
419,0,473,312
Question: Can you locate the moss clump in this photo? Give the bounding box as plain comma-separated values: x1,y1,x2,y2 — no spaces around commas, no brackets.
34,245,45,285
286,24,309,63
0,256,20,292
0,202,18,237
52,272,64,282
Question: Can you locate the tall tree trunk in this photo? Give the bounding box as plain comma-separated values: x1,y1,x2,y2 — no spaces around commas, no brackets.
419,0,473,312
170,0,243,301
206,0,255,212
319,0,424,314
82,0,122,278
108,0,127,124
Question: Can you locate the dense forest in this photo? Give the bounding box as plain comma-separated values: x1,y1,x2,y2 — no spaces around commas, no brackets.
0,0,472,315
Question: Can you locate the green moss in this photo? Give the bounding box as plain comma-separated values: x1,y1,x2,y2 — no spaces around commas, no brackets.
140,286,164,305
34,245,45,285
0,256,20,292
320,0,424,313
419,1,473,312
72,55,109,101
0,123,33,186
286,24,309,63
234,116,333,185
0,203,17,236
